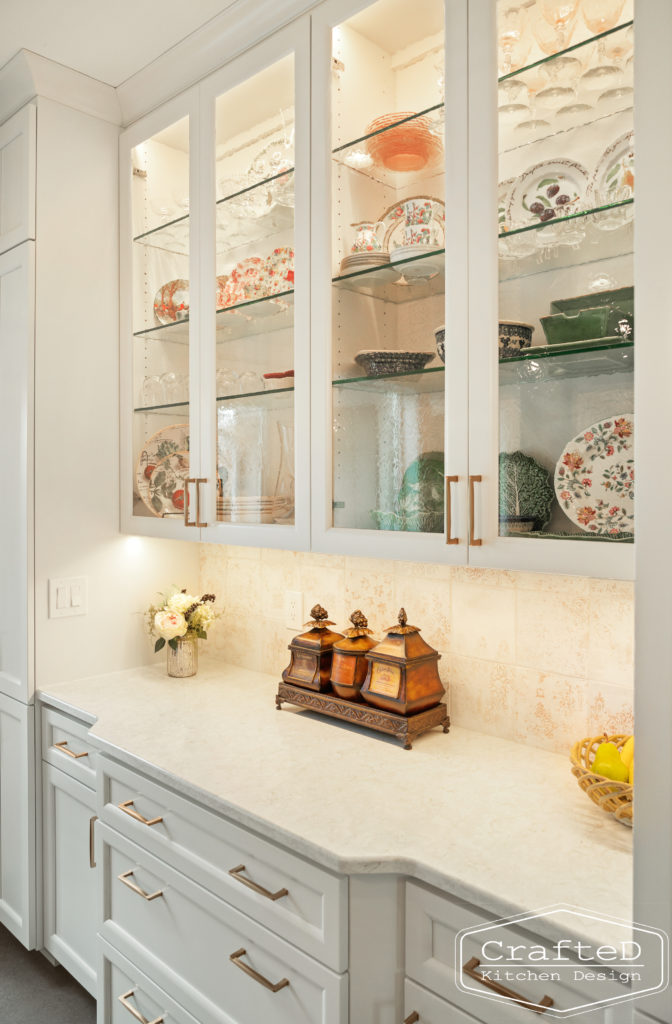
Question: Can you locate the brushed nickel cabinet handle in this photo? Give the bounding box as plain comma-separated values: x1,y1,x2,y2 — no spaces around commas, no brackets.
445,475,459,544
404,1013,419,1023
468,474,483,546
118,800,163,827
229,864,289,902
118,989,164,1024
229,948,289,992
89,816,97,869
463,957,553,1014
53,740,88,759
118,869,163,902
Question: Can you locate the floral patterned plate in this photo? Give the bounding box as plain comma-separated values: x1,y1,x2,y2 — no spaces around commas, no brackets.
263,246,294,296
588,131,634,231
380,196,445,252
220,256,265,307
135,423,190,516
508,159,589,230
148,450,190,518
555,414,634,536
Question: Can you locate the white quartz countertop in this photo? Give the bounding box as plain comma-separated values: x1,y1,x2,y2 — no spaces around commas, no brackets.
38,659,632,946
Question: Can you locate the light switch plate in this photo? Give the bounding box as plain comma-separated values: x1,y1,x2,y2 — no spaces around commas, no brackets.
49,577,88,618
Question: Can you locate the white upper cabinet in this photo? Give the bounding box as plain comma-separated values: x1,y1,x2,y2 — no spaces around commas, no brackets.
120,0,638,578
0,105,36,255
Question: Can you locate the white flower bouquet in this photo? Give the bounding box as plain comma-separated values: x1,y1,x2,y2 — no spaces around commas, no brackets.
147,587,218,655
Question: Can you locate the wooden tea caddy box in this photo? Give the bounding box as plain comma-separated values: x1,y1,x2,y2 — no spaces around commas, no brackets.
277,607,449,750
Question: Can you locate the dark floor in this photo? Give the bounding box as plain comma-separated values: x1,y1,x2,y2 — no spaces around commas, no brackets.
0,925,96,1024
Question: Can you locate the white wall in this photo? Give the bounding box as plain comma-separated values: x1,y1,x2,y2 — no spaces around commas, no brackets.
33,97,199,687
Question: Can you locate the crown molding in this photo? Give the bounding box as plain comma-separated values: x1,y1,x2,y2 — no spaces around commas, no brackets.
116,0,317,127
0,49,121,126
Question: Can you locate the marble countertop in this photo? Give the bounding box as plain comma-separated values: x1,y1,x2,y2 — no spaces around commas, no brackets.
38,658,633,946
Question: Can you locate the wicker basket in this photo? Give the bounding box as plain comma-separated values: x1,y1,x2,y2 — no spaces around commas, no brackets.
570,734,633,827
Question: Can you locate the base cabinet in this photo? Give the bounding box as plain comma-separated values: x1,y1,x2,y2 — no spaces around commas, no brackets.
0,692,35,947
99,938,200,1024
42,761,98,996
404,978,485,1023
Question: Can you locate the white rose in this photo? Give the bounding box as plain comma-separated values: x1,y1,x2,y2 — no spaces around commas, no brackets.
191,604,215,631
154,610,187,640
167,592,198,615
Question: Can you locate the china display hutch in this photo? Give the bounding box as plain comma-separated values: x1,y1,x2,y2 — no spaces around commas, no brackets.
121,0,636,578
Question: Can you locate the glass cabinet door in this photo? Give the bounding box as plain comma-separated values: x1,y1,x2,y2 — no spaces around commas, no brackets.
312,0,467,560
121,94,200,537
200,24,310,548
469,0,635,578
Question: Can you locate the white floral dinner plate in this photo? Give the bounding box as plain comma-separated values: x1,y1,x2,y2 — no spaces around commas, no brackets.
508,159,589,230
148,450,190,518
263,246,294,295
135,423,190,516
555,414,634,536
588,130,635,230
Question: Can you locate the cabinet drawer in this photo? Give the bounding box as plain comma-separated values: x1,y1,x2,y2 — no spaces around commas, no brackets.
99,937,200,1024
404,978,485,1023
406,882,616,1023
42,706,98,787
100,823,347,1024
99,755,347,971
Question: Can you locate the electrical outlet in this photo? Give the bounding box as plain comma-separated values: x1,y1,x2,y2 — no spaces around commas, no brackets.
49,577,88,618
284,590,303,629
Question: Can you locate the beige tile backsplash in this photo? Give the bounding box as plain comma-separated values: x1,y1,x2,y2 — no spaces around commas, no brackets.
200,545,634,755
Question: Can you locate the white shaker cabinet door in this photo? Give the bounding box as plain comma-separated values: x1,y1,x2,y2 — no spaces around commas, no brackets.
0,242,34,703
42,762,98,996
0,105,36,255
0,692,35,947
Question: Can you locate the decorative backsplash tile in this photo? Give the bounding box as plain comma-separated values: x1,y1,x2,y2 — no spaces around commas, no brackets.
199,545,633,755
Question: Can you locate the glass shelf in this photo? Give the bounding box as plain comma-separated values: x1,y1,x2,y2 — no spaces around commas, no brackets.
134,213,190,256
499,227,633,285
333,250,445,303
332,104,444,187
333,365,444,393
134,385,294,415
499,338,633,385
134,289,294,344
499,20,633,85
500,103,632,159
218,168,294,207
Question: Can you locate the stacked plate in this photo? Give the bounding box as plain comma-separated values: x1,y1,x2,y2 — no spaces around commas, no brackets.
339,251,391,274
217,495,292,524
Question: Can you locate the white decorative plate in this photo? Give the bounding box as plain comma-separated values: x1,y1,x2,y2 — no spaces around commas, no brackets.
508,159,590,230
555,414,634,536
148,450,190,518
135,423,190,516
588,130,635,230
380,196,445,252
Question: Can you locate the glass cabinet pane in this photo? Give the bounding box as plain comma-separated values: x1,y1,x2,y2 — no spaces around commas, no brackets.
330,0,446,534
498,2,634,543
214,56,296,527
131,116,192,521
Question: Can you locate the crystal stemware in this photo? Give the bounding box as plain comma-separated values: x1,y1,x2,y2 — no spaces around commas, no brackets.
498,4,530,75
538,0,580,50
532,9,582,108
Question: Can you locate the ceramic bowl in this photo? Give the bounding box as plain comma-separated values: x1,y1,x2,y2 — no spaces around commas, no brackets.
499,321,534,359
540,306,610,345
499,515,537,535
354,350,434,377
434,325,445,363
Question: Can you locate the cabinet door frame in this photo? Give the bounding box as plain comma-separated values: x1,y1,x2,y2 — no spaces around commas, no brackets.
0,692,36,948
198,17,312,550
465,0,635,580
0,104,36,255
309,0,469,563
0,242,35,703
42,760,97,996
119,87,203,540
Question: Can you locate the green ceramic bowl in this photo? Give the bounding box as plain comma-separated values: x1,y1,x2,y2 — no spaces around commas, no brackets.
540,306,610,346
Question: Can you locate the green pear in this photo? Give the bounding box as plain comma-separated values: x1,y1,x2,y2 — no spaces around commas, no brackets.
593,740,630,782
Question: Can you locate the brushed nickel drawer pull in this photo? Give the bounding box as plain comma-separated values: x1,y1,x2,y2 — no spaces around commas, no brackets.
118,869,163,902
229,864,289,902
53,740,88,759
445,475,459,544
89,816,97,868
118,800,163,827
229,948,289,992
404,1014,419,1023
463,957,553,1014
468,475,483,546
118,989,164,1024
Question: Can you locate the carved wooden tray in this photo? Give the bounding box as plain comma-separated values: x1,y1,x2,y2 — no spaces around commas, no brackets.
275,682,449,750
